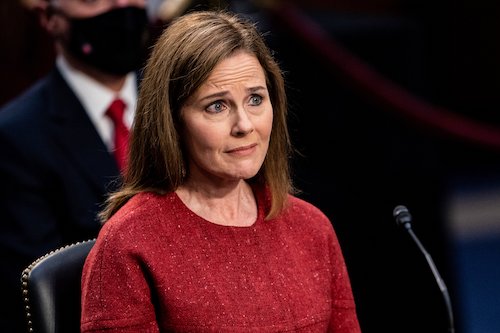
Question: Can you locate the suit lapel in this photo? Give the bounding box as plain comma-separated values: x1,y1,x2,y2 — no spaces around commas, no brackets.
47,70,122,193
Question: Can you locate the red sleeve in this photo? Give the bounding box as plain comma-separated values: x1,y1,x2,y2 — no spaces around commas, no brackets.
80,222,160,333
327,223,362,333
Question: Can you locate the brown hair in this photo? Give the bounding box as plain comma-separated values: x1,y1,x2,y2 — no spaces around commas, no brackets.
100,10,294,222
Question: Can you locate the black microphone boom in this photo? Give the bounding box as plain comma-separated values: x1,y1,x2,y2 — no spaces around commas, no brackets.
393,205,455,333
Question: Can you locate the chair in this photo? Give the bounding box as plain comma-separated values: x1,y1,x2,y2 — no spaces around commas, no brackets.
20,239,96,333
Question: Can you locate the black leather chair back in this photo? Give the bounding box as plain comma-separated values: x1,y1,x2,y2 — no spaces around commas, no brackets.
21,239,96,333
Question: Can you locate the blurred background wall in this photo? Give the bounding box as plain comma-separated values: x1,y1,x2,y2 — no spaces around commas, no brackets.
2,0,499,332
260,1,500,333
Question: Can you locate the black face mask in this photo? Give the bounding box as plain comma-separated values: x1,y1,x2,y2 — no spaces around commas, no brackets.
62,7,149,76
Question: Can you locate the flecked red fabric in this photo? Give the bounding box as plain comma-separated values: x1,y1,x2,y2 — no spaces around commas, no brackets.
81,187,362,332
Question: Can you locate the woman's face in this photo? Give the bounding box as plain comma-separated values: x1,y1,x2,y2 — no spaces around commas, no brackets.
180,51,273,184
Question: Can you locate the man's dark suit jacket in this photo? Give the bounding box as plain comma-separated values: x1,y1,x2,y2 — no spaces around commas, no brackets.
0,68,124,332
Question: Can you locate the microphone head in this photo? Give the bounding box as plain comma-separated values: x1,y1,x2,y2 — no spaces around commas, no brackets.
393,205,412,229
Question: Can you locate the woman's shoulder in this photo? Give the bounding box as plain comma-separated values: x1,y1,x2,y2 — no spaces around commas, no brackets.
276,195,341,249
281,194,334,231
99,191,180,240
86,191,186,270
286,194,329,218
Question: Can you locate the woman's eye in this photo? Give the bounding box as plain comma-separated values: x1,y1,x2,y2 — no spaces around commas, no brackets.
250,95,263,106
206,101,226,113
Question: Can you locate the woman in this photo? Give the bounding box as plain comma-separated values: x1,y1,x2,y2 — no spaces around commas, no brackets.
81,10,362,333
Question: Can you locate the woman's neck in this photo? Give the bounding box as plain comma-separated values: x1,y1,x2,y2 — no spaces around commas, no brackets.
176,180,257,227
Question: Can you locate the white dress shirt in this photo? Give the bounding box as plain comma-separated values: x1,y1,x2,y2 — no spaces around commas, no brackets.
56,55,137,151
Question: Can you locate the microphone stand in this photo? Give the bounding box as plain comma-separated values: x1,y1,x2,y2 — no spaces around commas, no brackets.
394,205,455,333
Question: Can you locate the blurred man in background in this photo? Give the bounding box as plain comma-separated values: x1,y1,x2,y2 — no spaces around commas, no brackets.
0,0,150,331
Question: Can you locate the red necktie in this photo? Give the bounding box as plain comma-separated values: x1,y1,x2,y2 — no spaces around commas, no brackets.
106,99,129,174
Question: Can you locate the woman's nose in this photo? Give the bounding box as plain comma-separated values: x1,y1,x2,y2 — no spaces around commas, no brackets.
231,108,254,137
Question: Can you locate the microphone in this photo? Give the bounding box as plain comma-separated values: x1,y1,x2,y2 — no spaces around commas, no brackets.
393,205,455,333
